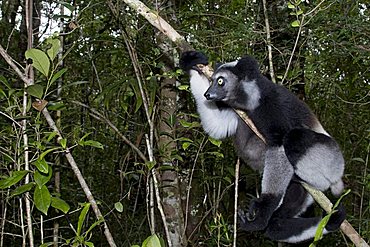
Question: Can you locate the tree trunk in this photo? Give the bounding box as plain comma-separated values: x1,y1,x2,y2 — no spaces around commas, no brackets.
154,2,187,246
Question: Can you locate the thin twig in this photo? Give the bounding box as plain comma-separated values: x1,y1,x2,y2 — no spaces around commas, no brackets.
233,159,240,247
145,135,173,247
281,14,305,84
262,0,276,83
24,0,34,245
71,101,148,162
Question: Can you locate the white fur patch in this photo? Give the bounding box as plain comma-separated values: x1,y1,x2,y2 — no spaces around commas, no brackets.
189,70,238,139
295,195,314,217
312,121,330,136
243,80,261,110
284,225,328,243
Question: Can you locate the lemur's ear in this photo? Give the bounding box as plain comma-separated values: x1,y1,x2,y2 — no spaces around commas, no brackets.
232,56,260,80
215,62,223,71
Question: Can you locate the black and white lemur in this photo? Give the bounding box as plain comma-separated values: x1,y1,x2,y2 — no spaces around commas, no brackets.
180,51,346,243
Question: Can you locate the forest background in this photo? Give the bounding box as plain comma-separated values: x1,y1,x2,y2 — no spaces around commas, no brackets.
0,0,369,246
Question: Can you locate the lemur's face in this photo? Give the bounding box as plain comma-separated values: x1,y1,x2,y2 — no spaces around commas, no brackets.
204,64,239,102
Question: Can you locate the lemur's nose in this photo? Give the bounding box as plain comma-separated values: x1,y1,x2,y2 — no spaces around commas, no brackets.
204,92,215,100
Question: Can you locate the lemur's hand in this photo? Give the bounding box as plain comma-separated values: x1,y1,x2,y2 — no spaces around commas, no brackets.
180,51,208,72
239,195,278,232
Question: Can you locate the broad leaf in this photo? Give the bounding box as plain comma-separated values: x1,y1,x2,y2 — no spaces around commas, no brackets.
0,170,29,189
50,68,67,85
34,167,52,188
81,140,104,149
142,234,161,247
34,185,51,215
51,197,70,214
60,138,67,149
208,137,222,147
182,142,191,150
291,20,300,27
34,158,49,173
25,49,50,77
26,84,44,99
77,203,91,236
40,147,60,160
10,182,35,197
46,38,61,61
114,202,123,213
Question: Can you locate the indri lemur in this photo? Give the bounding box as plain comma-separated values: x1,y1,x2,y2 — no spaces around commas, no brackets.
180,51,346,243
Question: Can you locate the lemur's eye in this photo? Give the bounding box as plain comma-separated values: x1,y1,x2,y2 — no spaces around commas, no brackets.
217,78,224,86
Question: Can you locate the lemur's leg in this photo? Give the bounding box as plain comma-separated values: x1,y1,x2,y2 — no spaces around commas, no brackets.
283,128,344,196
265,182,345,243
240,146,294,231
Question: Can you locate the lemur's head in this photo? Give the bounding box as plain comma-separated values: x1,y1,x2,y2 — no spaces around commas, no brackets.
204,56,260,104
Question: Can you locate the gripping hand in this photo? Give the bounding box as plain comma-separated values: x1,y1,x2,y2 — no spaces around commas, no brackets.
239,195,279,232
180,51,209,72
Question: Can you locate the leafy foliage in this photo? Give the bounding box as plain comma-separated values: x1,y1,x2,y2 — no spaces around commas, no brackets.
0,0,369,246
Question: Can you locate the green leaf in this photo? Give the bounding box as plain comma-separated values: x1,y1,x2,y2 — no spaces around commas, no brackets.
145,161,156,170
287,2,295,9
46,38,61,61
83,217,104,237
0,170,29,189
208,137,222,147
60,138,67,149
0,75,10,89
25,48,50,77
26,84,44,99
82,140,104,149
79,132,92,142
296,10,304,16
352,157,365,163
47,101,66,111
10,182,35,197
46,131,58,142
57,1,75,12
178,85,189,91
291,20,300,27
77,203,91,236
85,242,94,247
50,68,67,85
51,197,70,214
114,202,123,213
34,185,51,215
182,142,191,150
142,234,161,247
40,147,60,160
34,158,49,173
34,166,52,188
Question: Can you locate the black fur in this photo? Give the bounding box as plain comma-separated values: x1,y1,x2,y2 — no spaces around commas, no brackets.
180,51,345,243
179,50,208,72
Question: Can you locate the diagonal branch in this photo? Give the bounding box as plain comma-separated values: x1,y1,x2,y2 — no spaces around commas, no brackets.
122,1,369,246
